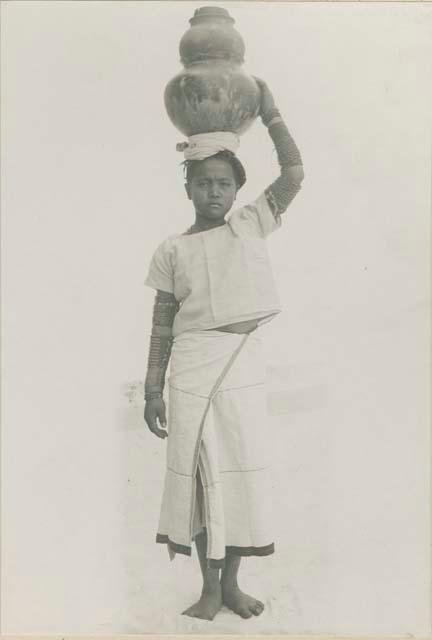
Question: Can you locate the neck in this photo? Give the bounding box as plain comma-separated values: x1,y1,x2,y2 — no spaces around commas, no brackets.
191,214,226,233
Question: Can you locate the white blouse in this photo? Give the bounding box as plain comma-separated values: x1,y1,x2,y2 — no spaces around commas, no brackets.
144,192,282,338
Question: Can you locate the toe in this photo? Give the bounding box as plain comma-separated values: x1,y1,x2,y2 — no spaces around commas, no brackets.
251,603,262,616
240,608,253,619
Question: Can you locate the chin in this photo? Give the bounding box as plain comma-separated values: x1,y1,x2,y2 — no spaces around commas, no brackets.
205,209,227,219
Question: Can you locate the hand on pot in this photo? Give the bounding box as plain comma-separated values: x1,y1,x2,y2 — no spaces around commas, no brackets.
253,76,277,121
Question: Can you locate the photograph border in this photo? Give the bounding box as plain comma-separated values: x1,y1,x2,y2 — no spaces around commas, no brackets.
1,0,431,638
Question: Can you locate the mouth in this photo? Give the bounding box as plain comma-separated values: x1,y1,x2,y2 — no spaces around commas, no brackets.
209,202,222,208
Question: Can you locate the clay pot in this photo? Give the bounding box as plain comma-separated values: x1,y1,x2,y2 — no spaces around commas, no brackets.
164,7,260,137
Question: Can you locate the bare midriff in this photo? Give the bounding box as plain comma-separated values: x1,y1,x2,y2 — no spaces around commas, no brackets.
211,319,259,334
208,314,274,334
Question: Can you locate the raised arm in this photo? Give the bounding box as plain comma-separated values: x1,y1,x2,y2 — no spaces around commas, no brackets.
144,289,179,439
255,78,305,219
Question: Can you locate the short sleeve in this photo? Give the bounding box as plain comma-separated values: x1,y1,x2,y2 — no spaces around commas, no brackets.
228,192,282,238
143,237,175,294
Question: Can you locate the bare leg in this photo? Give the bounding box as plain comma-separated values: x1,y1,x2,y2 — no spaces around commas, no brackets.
182,529,222,620
221,555,264,618
182,470,221,620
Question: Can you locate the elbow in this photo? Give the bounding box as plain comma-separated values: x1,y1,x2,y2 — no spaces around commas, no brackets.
288,164,304,185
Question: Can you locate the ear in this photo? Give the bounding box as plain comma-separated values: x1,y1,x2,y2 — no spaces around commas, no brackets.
184,183,192,200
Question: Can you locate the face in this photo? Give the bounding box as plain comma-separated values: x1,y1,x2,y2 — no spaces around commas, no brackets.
185,158,238,221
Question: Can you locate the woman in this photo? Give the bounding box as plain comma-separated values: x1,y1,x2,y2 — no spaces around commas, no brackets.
143,78,304,621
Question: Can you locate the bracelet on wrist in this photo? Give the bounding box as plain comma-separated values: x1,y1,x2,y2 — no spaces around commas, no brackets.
145,390,163,401
262,107,281,127
267,116,284,128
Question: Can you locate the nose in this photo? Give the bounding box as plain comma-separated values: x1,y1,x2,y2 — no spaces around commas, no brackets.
208,183,221,198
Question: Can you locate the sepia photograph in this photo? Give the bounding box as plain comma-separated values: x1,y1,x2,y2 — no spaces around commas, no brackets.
1,0,431,636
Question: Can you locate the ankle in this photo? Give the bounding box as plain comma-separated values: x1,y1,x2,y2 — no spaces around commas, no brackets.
221,575,238,590
202,580,222,595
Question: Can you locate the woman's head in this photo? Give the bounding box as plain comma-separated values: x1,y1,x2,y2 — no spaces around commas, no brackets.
184,150,246,220
184,150,246,190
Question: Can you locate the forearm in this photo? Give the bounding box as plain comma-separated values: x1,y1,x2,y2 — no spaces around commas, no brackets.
144,290,179,400
263,109,304,217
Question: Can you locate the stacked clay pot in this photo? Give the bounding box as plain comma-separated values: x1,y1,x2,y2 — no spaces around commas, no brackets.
164,6,260,137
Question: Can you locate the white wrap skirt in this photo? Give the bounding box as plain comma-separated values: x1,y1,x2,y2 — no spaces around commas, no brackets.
156,327,275,568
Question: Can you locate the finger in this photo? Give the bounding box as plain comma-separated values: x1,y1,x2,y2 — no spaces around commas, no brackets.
146,416,167,439
148,419,167,439
154,416,168,437
158,406,168,429
156,414,168,437
152,425,168,439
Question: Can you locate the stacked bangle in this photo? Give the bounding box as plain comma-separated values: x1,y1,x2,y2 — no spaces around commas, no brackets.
261,107,281,128
145,390,163,401
266,116,283,128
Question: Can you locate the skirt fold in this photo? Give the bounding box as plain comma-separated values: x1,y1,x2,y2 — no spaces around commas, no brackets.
156,328,275,567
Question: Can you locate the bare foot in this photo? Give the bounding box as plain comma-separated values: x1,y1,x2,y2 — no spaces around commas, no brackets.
222,583,265,618
182,586,222,621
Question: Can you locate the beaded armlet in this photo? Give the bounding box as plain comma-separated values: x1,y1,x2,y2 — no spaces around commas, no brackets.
262,109,303,218
144,291,179,401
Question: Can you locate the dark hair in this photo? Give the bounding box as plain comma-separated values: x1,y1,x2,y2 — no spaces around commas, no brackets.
183,150,246,190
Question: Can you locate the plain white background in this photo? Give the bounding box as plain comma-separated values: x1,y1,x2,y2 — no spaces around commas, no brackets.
1,0,431,635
